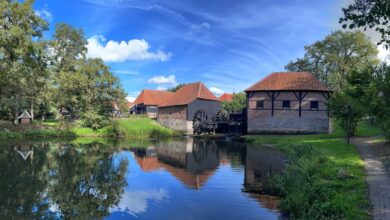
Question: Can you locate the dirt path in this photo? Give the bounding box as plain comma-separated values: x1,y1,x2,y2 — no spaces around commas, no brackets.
352,137,390,220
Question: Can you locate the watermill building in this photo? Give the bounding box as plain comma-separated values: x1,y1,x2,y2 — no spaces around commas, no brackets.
157,82,221,133
245,72,331,134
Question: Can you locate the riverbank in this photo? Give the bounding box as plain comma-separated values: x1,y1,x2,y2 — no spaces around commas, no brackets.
0,118,177,139
245,122,382,219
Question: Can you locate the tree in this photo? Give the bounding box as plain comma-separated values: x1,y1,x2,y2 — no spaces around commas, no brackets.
50,23,88,72
285,31,379,91
167,83,186,92
222,93,246,112
329,68,374,136
370,64,390,140
340,0,390,48
50,24,126,127
0,0,48,122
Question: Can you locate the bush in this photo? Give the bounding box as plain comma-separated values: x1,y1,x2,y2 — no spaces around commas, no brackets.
268,145,344,219
81,110,109,130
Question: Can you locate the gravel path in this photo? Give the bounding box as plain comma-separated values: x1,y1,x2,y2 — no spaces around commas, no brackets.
353,137,390,220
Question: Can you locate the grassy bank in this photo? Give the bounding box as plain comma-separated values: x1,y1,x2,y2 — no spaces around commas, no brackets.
244,122,380,219
0,118,177,139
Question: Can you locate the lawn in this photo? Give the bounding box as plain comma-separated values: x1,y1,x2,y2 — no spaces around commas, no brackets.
244,122,380,219
0,118,177,139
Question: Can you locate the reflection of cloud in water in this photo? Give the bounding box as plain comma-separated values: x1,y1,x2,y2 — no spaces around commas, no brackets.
110,188,168,216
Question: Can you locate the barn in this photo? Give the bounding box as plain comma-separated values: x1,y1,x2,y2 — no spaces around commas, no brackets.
245,72,331,134
219,93,233,102
133,90,173,118
158,82,221,133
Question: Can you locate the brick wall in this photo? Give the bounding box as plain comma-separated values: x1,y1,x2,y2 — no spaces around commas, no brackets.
247,91,330,134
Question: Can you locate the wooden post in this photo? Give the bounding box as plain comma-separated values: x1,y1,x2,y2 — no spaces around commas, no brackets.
266,91,280,117
293,91,308,117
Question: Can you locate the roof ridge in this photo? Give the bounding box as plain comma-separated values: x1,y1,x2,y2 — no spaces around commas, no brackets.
197,82,202,98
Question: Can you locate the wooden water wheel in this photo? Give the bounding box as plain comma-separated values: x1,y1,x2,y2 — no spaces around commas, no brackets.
193,110,209,135
213,109,231,122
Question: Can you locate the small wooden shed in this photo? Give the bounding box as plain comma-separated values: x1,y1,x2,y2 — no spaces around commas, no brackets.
18,110,32,124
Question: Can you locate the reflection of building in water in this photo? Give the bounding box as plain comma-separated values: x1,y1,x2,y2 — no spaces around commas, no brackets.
243,146,287,211
133,138,219,189
14,145,34,161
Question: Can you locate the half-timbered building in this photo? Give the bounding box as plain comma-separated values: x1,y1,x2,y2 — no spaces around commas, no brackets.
245,72,330,134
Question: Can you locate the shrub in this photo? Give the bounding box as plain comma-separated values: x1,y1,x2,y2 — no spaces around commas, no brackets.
81,110,109,130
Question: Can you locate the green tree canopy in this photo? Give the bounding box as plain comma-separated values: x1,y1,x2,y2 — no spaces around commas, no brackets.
285,31,379,91
222,93,246,113
340,0,390,48
0,0,48,121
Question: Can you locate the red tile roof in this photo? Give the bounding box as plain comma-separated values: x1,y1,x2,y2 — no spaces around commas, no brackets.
133,90,174,106
127,102,134,108
219,93,233,102
159,82,220,107
245,72,330,92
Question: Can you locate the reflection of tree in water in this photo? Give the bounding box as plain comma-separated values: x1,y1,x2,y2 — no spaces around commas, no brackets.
48,143,128,219
0,143,51,219
0,142,128,219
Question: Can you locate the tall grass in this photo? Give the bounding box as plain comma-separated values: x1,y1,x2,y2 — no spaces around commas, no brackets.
246,131,369,219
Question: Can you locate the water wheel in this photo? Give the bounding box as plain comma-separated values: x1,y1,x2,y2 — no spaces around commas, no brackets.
213,109,231,122
193,110,209,135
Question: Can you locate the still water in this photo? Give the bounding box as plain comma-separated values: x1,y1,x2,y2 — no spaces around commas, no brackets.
0,137,287,219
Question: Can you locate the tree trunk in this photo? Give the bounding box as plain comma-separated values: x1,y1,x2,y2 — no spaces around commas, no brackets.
30,103,34,121
14,109,19,125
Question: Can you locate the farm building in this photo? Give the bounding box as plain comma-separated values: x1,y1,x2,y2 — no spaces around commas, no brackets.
219,93,233,102
245,72,330,134
18,110,32,124
133,90,173,118
158,82,221,133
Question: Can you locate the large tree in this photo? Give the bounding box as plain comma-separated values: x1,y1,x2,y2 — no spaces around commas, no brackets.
285,31,379,91
340,0,390,48
0,0,48,122
50,24,126,126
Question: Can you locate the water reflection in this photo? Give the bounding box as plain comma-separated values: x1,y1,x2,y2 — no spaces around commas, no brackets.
0,138,286,219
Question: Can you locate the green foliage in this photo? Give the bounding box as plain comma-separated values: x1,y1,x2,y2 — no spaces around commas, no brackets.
329,68,374,136
245,130,369,219
82,109,109,130
0,0,49,121
285,31,379,91
167,83,186,92
370,65,390,140
329,92,366,137
340,0,390,48
0,7,127,124
222,92,246,112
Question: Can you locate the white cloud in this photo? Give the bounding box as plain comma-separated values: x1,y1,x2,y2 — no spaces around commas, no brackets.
115,70,140,75
126,96,136,102
87,35,172,63
148,75,177,85
110,188,168,216
156,86,168,91
191,22,211,32
209,86,224,96
378,45,390,64
35,5,53,22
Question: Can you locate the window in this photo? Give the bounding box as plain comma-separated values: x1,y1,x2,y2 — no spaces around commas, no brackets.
282,100,290,109
256,100,264,109
310,101,319,110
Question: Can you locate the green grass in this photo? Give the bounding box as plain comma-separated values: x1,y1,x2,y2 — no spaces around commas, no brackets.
245,127,371,219
0,118,177,139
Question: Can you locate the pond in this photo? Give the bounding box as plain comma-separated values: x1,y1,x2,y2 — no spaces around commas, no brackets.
0,137,287,219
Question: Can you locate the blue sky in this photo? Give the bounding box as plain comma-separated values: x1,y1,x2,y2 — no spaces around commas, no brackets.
34,0,350,101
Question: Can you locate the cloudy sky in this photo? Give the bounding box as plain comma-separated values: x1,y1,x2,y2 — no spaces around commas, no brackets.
34,0,389,101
